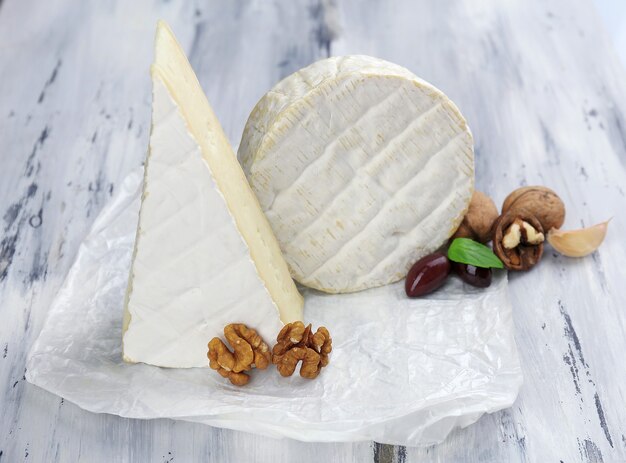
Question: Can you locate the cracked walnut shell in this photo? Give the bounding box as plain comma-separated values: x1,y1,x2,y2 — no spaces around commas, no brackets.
272,322,332,379
493,210,544,271
207,323,271,386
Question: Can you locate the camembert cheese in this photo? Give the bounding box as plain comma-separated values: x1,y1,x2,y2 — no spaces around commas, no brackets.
122,22,303,368
238,56,474,293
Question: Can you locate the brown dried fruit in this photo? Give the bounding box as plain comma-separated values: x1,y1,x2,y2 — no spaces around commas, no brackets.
272,321,332,379
493,210,544,271
452,190,499,243
502,186,565,232
207,323,271,386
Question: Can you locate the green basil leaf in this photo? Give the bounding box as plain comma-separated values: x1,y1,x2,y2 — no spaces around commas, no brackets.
447,238,504,269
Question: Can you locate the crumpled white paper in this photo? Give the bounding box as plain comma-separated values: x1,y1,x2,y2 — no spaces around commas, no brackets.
26,169,522,446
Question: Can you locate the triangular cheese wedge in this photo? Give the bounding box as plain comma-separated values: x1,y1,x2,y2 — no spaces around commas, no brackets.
122,21,303,368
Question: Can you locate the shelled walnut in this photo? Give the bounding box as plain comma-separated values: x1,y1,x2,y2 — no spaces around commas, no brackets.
272,321,332,379
207,323,271,386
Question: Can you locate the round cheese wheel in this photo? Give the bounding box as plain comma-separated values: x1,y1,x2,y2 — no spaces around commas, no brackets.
238,56,474,293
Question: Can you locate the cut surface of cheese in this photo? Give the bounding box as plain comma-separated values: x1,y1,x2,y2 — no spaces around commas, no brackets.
238,56,474,294
122,21,303,368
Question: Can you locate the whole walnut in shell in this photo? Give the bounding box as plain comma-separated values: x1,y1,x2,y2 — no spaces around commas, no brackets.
452,190,499,243
502,186,565,232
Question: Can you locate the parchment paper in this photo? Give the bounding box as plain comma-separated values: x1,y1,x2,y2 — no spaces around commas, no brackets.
26,169,522,446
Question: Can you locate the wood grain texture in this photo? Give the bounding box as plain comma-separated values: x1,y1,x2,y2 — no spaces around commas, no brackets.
1,0,625,461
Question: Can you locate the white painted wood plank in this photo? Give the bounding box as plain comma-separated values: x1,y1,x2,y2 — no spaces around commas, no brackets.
1,0,625,461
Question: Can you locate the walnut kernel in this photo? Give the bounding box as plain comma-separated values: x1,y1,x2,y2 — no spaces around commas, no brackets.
502,220,545,249
272,322,332,379
207,323,271,386
502,221,522,249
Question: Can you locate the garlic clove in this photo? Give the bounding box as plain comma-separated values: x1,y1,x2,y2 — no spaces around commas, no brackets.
547,220,610,257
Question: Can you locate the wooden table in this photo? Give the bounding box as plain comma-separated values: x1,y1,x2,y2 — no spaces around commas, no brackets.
2,0,625,461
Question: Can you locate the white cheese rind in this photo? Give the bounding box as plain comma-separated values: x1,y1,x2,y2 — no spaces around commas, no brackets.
238,56,474,294
122,22,303,368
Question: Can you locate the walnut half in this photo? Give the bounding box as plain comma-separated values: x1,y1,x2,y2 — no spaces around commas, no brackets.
272,322,332,379
207,323,271,386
